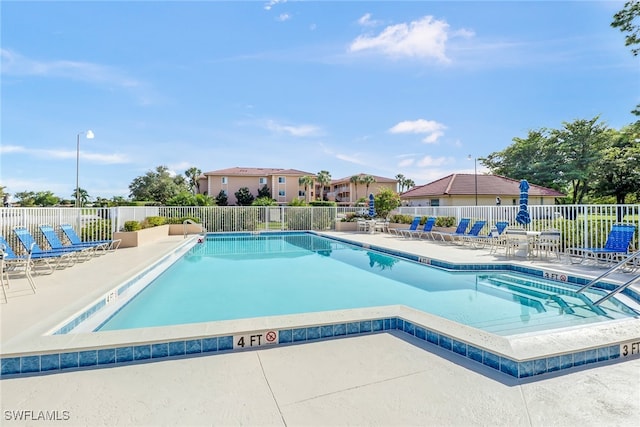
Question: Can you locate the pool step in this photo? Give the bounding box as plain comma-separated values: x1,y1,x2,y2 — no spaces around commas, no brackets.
480,278,575,315
493,274,608,317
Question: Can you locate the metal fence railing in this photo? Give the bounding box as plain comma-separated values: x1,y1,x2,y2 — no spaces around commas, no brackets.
1,204,638,256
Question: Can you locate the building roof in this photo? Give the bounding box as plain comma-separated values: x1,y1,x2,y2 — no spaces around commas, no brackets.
331,173,397,184
203,167,315,177
401,174,565,198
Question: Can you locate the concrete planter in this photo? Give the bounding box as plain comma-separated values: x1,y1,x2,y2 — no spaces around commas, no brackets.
113,225,170,248
168,223,204,236
334,222,358,232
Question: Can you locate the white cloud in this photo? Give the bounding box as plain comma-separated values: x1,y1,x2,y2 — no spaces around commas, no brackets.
349,15,452,63
1,145,130,164
398,158,414,168
265,120,322,137
264,0,286,11
335,153,366,165
389,119,447,144
416,155,451,168
357,13,380,27
277,13,291,22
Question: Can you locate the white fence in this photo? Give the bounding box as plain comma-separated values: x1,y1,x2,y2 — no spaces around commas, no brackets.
1,205,638,256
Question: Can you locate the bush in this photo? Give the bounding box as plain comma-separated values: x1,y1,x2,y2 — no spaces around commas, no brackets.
142,216,167,228
164,216,201,224
390,214,415,224
435,216,456,227
123,220,142,232
309,201,336,207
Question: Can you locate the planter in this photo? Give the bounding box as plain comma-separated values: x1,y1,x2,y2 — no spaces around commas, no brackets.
334,222,358,232
113,225,170,248
168,223,204,236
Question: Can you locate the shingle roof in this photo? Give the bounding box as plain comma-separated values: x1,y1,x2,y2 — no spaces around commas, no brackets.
203,167,315,176
401,174,564,198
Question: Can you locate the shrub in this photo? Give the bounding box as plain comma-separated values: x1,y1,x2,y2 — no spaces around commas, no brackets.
390,214,415,224
309,201,336,207
435,216,456,227
123,220,142,232
164,216,201,224
142,216,167,228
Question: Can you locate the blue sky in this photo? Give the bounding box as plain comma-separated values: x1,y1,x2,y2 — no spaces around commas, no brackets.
1,0,637,200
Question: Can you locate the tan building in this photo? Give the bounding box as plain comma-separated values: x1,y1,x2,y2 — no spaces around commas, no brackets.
401,174,564,207
199,167,316,205
327,173,398,205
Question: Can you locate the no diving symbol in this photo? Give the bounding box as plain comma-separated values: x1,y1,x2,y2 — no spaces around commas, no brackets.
560,275,567,282
266,331,277,343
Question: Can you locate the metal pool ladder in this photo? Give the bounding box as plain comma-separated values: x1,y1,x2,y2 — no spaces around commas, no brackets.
183,219,206,239
575,251,640,305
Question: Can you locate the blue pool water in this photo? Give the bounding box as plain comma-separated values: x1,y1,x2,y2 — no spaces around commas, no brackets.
96,233,637,335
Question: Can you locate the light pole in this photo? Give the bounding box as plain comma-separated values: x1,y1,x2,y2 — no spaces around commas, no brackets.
468,154,477,206
76,130,94,208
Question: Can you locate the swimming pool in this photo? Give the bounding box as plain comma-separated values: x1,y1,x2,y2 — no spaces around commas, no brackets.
85,233,636,336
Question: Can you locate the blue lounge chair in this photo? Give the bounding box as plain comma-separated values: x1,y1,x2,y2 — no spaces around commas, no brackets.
59,224,121,251
568,223,636,265
400,217,436,239
432,218,471,243
459,220,489,245
390,216,421,236
13,227,79,267
39,225,100,259
0,235,38,295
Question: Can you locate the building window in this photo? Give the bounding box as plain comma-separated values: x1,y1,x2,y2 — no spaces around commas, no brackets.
221,177,228,184
430,199,440,207
278,190,286,197
278,176,285,184
298,190,305,197
259,177,267,185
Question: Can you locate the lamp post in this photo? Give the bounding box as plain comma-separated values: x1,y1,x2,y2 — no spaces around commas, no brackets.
76,130,94,208
468,154,477,206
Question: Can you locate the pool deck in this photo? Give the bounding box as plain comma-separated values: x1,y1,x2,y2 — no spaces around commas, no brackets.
1,231,639,426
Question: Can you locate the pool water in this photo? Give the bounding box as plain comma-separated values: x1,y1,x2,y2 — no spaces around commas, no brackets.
96,233,637,336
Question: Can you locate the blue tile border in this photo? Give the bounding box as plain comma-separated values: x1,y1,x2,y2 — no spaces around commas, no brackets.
2,315,634,380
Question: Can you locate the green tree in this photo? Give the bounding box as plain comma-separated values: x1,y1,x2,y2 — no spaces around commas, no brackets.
316,170,331,201
215,190,228,206
72,187,90,207
374,188,401,218
395,174,406,192
404,179,415,190
252,196,276,206
34,191,60,206
234,187,255,206
257,185,271,198
350,175,361,201
288,197,308,206
591,123,640,204
298,175,314,201
184,166,202,194
612,1,640,115
129,165,189,204
14,191,36,206
362,175,376,196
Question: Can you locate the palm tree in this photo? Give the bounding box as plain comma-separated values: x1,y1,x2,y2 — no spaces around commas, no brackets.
395,174,405,192
350,175,361,202
362,175,376,196
184,167,202,195
298,175,315,202
316,170,331,201
404,179,415,191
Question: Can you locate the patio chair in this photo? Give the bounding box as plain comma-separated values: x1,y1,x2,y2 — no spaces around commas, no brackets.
459,220,488,246
59,224,121,251
39,225,100,260
400,216,436,239
488,221,511,254
13,227,79,268
431,218,471,243
532,228,562,260
0,235,37,297
568,223,636,265
390,216,421,236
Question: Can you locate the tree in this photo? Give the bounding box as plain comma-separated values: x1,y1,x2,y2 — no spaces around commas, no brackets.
257,185,271,198
404,179,415,190
316,170,331,201
591,123,640,204
215,190,228,206
252,196,277,206
298,175,314,202
184,167,202,195
72,187,90,207
395,174,406,192
34,191,60,207
374,188,401,219
234,187,254,206
612,1,640,115
129,165,189,204
350,175,361,201
14,191,36,206
362,175,376,196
